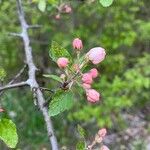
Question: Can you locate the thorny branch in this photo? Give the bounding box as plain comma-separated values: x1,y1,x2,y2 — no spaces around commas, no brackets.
0,0,59,149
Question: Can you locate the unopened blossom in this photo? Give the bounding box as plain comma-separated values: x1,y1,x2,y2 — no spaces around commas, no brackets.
82,73,93,84
55,14,60,20
64,5,72,13
0,108,4,112
90,68,98,78
57,57,69,68
82,83,91,89
86,89,100,102
100,145,110,150
86,47,106,64
72,38,83,50
98,128,107,138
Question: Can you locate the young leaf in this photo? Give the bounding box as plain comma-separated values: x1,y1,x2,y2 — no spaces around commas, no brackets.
49,90,74,116
38,0,46,12
49,41,72,62
99,0,114,7
76,141,85,150
0,118,18,148
0,67,6,81
77,125,86,138
43,74,62,82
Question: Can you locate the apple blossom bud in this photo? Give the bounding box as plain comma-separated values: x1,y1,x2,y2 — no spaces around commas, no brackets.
0,108,4,112
72,38,83,50
86,89,100,103
55,14,60,20
100,145,110,150
57,57,69,69
82,83,91,89
82,73,93,84
90,68,98,78
98,128,107,138
64,5,72,13
86,47,106,64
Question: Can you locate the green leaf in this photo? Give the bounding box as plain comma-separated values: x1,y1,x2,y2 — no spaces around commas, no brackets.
49,90,74,116
38,0,46,12
47,0,58,5
0,118,18,148
77,125,86,138
0,67,6,81
99,0,114,7
49,41,71,62
43,74,62,82
76,141,85,150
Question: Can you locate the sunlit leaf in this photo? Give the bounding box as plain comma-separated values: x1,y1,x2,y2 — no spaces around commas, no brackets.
76,141,85,150
0,118,18,148
38,0,46,12
99,0,114,7
49,41,72,62
0,67,6,81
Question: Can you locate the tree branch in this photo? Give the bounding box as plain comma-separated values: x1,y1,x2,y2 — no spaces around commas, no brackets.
8,32,22,37
0,64,27,96
16,0,58,149
8,64,27,85
27,24,42,29
0,81,28,91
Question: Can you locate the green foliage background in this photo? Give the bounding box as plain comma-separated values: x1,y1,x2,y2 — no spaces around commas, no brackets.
0,0,150,149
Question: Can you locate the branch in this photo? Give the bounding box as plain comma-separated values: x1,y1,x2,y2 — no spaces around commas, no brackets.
27,24,42,29
0,81,28,91
0,64,27,96
16,0,58,149
8,32,22,37
8,64,27,85
39,87,55,93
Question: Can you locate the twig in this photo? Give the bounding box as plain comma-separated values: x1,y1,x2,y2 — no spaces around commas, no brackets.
16,0,58,149
8,64,27,85
27,24,42,29
0,81,28,91
8,32,22,37
0,64,27,96
39,87,55,93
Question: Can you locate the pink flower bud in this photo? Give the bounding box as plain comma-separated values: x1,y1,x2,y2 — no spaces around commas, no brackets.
82,73,93,84
86,89,100,103
55,14,60,20
82,83,91,89
72,38,83,50
86,47,106,64
0,108,4,112
100,145,110,150
57,57,69,69
90,68,98,78
64,5,72,13
98,128,107,138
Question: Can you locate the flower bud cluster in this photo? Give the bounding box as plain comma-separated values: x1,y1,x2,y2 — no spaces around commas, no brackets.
88,128,109,150
55,4,72,20
56,38,106,103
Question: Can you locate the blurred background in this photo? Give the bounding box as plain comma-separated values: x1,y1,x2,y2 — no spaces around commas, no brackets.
0,0,150,149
